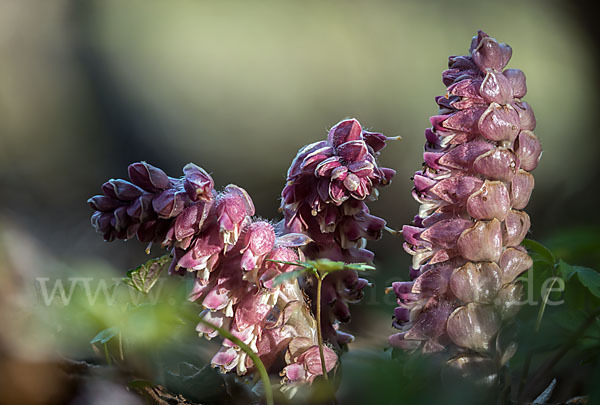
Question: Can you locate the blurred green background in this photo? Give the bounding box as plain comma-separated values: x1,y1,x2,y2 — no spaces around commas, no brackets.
1,0,599,403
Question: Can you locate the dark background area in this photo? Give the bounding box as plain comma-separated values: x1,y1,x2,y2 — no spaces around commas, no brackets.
1,0,599,401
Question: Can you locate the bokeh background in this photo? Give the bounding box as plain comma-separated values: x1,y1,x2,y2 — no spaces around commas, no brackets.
1,0,599,403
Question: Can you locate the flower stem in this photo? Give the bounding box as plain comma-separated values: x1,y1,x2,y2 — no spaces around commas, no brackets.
196,317,273,405
118,331,124,361
103,343,112,366
316,273,329,380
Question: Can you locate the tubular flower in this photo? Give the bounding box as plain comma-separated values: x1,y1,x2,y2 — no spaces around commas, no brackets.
389,31,540,382
280,118,396,347
89,162,337,386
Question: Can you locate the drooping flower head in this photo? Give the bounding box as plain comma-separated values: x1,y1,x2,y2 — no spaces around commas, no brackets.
89,161,336,387
389,31,541,383
280,118,396,347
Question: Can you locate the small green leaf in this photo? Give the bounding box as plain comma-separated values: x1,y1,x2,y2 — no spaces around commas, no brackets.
558,260,600,298
90,327,117,344
271,268,308,286
573,266,600,298
123,255,170,293
309,258,375,274
268,258,375,283
558,259,576,280
522,239,556,266
311,259,347,273
345,263,376,272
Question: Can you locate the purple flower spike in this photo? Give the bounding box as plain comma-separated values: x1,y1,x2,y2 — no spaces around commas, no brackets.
389,31,541,384
90,162,346,387
280,118,395,350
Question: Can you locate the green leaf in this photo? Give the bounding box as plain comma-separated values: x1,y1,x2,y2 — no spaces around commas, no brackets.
267,258,375,280
90,327,117,344
123,255,170,293
344,263,376,272
311,259,347,273
558,259,576,280
309,258,375,275
522,239,556,266
573,266,600,298
271,268,308,286
558,260,600,298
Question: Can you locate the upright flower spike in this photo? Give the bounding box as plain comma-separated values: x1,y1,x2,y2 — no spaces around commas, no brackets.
389,31,540,381
280,118,396,347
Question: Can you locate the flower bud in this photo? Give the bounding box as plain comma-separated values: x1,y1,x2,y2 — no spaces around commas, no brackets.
128,161,170,191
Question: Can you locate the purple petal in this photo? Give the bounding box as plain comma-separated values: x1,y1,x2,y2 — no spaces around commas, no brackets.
328,119,363,148
419,218,473,249
457,219,502,262
496,283,523,319
315,156,342,177
126,193,154,222
302,345,337,375
502,210,530,247
499,247,532,284
362,130,387,152
104,179,144,201
412,261,457,295
480,71,513,105
128,161,170,191
510,170,535,210
347,160,375,178
336,140,368,162
113,206,130,231
283,363,306,382
202,289,229,311
329,181,348,205
450,262,502,303
211,347,239,371
503,69,527,98
437,141,494,171
183,163,214,201
405,297,456,340
466,180,511,221
515,130,542,171
152,189,186,219
514,101,536,130
478,103,520,143
448,78,484,100
473,147,519,181
446,303,501,350
429,176,483,204
472,35,512,71
443,107,485,133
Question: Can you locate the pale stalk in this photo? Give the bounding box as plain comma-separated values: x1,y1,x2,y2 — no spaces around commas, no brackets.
315,273,329,380
196,317,274,405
